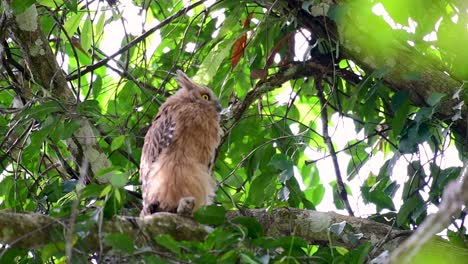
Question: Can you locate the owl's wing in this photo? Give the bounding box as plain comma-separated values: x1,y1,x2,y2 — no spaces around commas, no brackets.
140,108,176,185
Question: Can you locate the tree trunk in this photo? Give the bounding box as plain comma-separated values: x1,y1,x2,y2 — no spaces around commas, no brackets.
2,2,111,179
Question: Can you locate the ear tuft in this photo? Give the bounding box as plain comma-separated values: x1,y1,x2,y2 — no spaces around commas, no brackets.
176,70,196,90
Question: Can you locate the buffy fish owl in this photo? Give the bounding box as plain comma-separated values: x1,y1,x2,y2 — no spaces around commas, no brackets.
140,70,222,216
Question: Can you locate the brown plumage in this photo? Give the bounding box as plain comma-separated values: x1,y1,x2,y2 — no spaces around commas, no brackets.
140,70,222,217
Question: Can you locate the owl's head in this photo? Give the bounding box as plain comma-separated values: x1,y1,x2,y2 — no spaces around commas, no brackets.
176,70,222,112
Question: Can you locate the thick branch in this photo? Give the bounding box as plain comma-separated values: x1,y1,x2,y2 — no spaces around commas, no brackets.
0,212,209,250
0,209,405,254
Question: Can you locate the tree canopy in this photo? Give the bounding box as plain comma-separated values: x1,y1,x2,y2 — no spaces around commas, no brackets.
0,0,467,263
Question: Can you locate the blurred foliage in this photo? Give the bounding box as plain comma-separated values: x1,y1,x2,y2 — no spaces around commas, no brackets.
0,0,467,263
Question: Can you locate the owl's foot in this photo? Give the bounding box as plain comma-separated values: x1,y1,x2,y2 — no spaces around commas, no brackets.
177,196,195,217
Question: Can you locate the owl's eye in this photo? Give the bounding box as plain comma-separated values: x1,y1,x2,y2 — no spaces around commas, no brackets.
201,94,210,100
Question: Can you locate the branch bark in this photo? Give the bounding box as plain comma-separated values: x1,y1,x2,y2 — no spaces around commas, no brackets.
315,77,354,216
0,209,406,255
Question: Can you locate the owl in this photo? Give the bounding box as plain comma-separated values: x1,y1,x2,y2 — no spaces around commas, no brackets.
140,70,222,217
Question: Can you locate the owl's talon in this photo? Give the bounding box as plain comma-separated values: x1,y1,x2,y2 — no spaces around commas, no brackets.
177,196,195,217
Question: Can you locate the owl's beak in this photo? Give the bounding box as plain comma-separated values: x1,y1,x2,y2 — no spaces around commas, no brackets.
216,102,222,112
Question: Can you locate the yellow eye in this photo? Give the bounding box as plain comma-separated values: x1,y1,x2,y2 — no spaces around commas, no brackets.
201,94,210,100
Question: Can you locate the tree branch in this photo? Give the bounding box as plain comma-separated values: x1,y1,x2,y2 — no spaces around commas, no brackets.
0,211,209,250
315,77,354,216
0,209,404,253
385,160,468,264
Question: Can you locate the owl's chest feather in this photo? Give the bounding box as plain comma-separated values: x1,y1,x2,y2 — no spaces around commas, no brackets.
168,104,221,162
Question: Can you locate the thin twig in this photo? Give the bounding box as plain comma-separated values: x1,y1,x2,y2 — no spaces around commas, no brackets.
315,76,354,216
65,159,89,263
304,127,390,165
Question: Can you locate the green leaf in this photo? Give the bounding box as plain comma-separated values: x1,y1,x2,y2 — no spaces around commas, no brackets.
62,119,80,139
81,184,105,198
426,93,446,107
28,101,63,119
269,154,293,171
345,242,373,264
11,0,36,15
0,249,29,263
399,121,432,154
103,188,124,218
218,250,239,263
430,166,460,201
110,172,128,188
269,236,308,256
251,237,278,249
231,216,263,238
195,36,238,84
37,0,64,8
239,253,260,264
104,233,134,254
154,234,181,255
142,255,166,264
111,135,125,152
77,100,101,116
194,205,226,225
49,118,65,141
63,0,78,13
40,242,64,261
81,16,93,52
335,246,349,255
205,226,243,251
305,184,325,205
391,91,411,138
330,181,346,210
246,173,270,206
369,190,395,211
95,13,106,43
447,230,467,248
63,12,84,37
269,154,294,183
62,179,77,193
92,75,103,99
0,177,14,209
216,5,242,41
403,161,426,198
397,195,424,226
100,185,112,197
